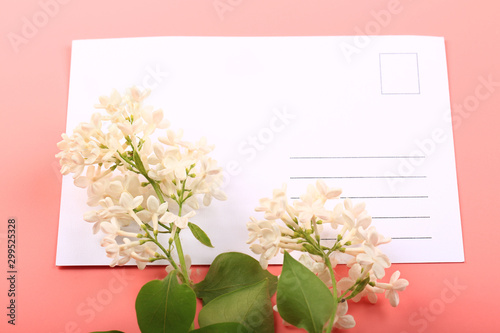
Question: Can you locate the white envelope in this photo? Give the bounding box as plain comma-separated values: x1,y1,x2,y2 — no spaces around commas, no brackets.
56,36,464,265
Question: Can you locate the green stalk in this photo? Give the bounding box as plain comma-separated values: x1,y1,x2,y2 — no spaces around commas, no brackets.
174,229,191,286
130,140,191,285
173,184,192,286
324,258,338,333
302,231,323,254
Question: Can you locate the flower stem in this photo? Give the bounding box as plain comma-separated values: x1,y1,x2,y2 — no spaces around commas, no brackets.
174,229,191,286
324,257,338,333
129,142,191,285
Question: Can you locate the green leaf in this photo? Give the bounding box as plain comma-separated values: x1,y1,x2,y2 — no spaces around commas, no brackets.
136,273,196,333
190,322,247,332
194,252,277,304
276,252,335,333
188,222,214,248
198,280,274,333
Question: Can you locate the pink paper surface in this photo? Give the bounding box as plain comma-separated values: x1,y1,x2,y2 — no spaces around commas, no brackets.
1,1,499,332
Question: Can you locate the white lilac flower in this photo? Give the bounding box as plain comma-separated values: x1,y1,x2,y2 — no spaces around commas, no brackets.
202,186,227,207
248,220,282,269
116,238,137,266
356,244,391,279
100,237,120,267
351,282,382,304
376,270,409,307
255,184,287,215
87,178,112,207
190,157,227,206
73,165,97,189
293,183,333,229
100,217,139,239
333,199,372,231
265,200,287,221
119,192,143,212
136,196,169,232
83,195,131,234
358,226,391,247
95,89,122,113
298,254,332,287
131,242,158,270
315,180,342,200
142,108,170,135
179,136,214,156
117,192,146,229
160,210,196,229
338,263,363,292
117,118,145,137
247,219,303,269
158,128,184,147
128,86,150,103
246,217,262,244
333,301,356,329
338,264,382,304
57,87,245,270
99,218,123,237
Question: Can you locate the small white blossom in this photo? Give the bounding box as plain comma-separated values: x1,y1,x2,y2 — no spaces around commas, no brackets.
333,301,356,329
247,220,282,269
377,270,409,307
160,210,196,229
298,254,332,287
356,244,391,279
136,196,168,232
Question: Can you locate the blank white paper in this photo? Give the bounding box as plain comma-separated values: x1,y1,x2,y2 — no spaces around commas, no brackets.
56,36,464,265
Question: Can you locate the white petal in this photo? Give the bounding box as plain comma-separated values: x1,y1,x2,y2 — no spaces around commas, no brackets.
393,279,409,291
349,264,362,279
336,315,356,329
83,211,98,222
109,181,124,193
246,233,258,244
353,202,366,216
390,270,401,283
176,216,188,229
74,176,90,188
119,192,134,209
372,264,386,279
147,196,160,212
342,211,355,228
344,198,352,210
356,213,371,229
250,243,265,254
158,202,169,214
152,109,164,124
261,229,277,243
264,246,279,260
357,253,373,266
212,189,227,201
132,196,144,209
174,164,187,180
100,222,117,235
184,211,196,219
153,143,165,159
388,290,400,307
159,212,177,223
259,256,269,269
203,194,212,206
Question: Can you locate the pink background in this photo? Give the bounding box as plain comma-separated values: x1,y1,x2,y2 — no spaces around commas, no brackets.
1,0,499,332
